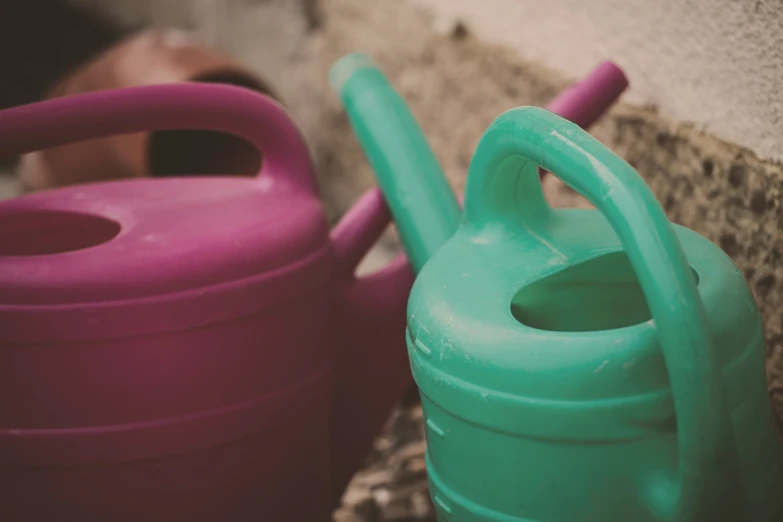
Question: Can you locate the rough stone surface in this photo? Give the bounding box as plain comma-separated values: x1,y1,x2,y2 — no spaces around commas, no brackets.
5,0,783,520
336,403,434,521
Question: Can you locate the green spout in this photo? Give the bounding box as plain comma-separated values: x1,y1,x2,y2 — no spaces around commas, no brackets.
330,53,461,273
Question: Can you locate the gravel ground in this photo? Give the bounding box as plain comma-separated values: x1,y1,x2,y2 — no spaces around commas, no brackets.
0,169,21,200
335,403,434,522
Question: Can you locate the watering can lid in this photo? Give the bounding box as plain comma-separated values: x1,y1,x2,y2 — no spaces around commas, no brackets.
0,176,331,307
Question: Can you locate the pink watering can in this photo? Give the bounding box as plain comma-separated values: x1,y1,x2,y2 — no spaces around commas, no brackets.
0,60,626,521
0,83,413,522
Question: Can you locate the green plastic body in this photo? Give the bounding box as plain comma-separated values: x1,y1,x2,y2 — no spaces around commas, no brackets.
406,107,783,521
331,52,783,521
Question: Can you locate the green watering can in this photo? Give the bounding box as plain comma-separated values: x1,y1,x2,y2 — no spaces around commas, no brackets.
332,55,783,521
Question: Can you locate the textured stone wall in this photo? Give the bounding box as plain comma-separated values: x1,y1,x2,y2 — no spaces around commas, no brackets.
411,0,783,163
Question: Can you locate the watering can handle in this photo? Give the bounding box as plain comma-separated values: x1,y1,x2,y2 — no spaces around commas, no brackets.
0,83,318,193
463,106,737,521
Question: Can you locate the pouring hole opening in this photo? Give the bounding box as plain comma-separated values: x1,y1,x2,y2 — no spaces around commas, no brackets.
148,72,268,178
0,210,120,256
510,251,700,332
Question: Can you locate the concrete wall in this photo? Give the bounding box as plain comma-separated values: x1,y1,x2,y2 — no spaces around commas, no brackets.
411,0,783,162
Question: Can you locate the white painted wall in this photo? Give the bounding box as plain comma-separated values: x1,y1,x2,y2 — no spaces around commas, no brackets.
409,0,783,161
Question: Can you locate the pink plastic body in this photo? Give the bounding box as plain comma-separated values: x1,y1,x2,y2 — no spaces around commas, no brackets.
0,84,413,522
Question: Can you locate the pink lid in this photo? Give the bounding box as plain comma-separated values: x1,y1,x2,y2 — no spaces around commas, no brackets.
0,83,329,308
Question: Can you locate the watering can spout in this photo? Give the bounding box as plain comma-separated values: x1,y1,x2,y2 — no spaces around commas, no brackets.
330,53,462,273
547,61,629,129
332,53,630,274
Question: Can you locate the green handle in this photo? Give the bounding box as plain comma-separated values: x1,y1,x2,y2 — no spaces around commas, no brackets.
463,106,739,521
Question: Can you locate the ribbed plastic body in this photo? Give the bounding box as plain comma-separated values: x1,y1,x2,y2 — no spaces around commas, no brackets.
410,219,783,521
0,84,414,522
403,107,783,521
332,50,782,522
0,177,337,521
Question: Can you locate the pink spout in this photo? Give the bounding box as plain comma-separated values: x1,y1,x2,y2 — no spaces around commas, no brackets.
547,61,629,130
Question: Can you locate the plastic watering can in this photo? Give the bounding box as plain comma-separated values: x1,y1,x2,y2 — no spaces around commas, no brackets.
335,63,783,520
0,83,414,522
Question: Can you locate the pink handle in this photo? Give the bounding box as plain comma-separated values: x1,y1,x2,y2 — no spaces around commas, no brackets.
0,83,318,193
